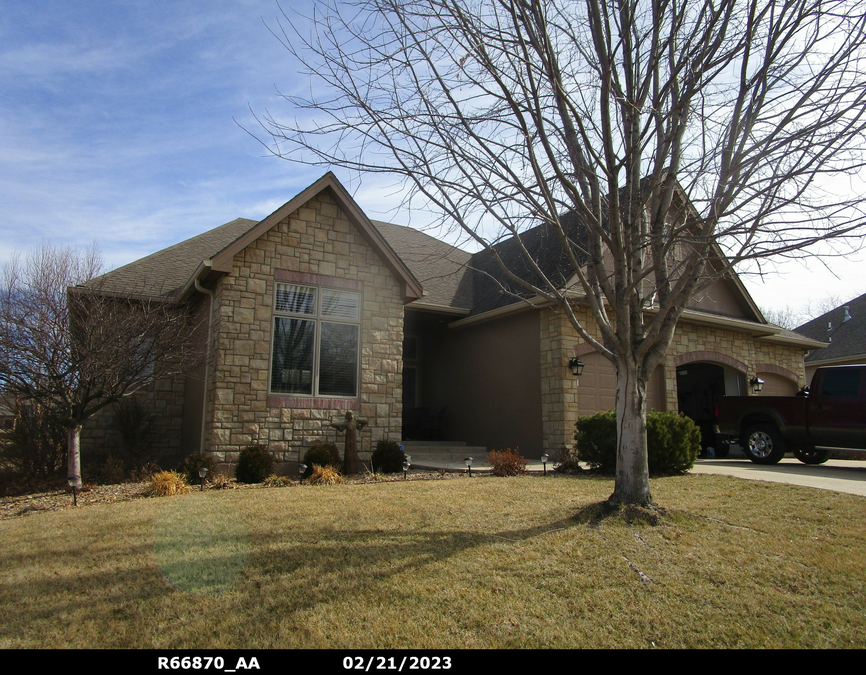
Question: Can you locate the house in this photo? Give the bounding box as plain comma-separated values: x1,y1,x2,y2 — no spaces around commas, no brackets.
83,173,826,471
795,292,866,382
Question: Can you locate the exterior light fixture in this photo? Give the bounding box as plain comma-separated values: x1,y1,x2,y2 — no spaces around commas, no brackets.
568,357,585,377
198,466,208,491
464,456,473,477
299,463,307,480
749,376,765,394
403,459,410,480
68,475,82,506
540,453,549,476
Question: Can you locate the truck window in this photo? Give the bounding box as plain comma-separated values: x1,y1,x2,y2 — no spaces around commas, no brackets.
819,369,861,398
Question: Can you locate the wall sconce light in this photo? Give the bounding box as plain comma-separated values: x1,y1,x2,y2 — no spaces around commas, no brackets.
464,456,473,477
568,357,585,377
540,454,549,476
749,376,764,394
198,466,208,491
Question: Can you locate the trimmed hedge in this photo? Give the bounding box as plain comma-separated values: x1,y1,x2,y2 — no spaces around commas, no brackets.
574,410,700,475
235,444,275,484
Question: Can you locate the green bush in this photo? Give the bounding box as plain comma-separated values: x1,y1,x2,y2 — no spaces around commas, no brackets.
575,410,700,475
178,451,216,485
574,411,618,473
370,440,405,474
235,444,274,484
302,442,341,479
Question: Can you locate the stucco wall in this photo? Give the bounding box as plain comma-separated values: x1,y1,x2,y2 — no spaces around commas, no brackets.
204,191,405,470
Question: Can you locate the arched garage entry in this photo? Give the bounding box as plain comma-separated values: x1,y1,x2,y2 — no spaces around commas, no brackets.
675,352,748,456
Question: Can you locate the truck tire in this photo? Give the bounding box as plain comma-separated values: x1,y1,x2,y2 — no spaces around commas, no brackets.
793,448,831,465
743,425,786,464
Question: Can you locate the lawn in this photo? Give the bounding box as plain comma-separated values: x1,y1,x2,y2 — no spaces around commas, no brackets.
1,472,864,649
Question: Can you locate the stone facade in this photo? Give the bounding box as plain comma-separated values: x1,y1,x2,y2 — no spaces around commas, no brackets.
203,191,404,471
80,376,187,466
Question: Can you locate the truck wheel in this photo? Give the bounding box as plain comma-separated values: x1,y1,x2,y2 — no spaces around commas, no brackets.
793,448,830,465
743,425,786,464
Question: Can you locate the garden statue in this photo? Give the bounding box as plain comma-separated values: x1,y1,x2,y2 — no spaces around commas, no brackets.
331,411,368,475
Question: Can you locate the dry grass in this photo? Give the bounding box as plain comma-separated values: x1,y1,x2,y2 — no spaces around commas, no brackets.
1,473,865,649
145,471,191,497
305,465,344,485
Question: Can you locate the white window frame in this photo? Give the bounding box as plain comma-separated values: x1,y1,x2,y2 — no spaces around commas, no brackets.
269,282,362,398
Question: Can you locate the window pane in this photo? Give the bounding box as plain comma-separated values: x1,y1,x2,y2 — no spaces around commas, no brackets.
321,289,360,320
271,318,314,394
318,322,359,396
275,283,316,314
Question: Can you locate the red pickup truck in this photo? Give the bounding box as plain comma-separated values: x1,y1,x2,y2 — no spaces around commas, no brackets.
715,365,866,465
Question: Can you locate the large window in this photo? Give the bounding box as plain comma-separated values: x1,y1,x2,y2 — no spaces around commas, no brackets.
270,283,361,397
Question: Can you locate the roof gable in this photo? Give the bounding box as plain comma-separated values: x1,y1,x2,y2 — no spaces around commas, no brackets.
208,173,423,302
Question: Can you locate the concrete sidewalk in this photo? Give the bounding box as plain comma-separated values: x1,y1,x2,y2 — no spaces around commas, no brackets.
409,452,866,496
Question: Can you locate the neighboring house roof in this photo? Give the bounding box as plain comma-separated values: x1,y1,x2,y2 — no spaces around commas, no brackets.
796,292,866,363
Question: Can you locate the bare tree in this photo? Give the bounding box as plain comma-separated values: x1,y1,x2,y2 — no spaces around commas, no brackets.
260,0,866,506
0,245,203,486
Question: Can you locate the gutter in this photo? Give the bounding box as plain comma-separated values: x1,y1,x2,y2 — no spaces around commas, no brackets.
194,277,215,454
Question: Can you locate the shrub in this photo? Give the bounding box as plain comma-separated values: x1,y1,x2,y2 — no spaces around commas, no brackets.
263,474,292,487
208,473,235,490
553,445,583,474
235,444,274,484
574,410,700,475
302,442,341,479
306,464,344,485
488,447,528,476
370,440,405,474
573,411,618,473
646,412,701,475
146,470,191,497
178,451,216,485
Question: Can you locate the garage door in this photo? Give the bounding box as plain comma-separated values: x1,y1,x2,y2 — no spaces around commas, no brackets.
756,371,798,397
578,352,665,415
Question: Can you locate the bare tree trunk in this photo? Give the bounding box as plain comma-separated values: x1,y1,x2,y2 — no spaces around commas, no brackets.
67,424,83,486
609,363,652,507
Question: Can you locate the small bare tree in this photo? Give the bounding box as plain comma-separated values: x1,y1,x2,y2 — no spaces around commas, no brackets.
0,245,203,486
260,0,866,506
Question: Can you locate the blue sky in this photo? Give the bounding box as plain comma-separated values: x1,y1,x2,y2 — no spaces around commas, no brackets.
2,0,864,321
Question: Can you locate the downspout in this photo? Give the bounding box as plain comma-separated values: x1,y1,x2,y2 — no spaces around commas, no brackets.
195,278,215,454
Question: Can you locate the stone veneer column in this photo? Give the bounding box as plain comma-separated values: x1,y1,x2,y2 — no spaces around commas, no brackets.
539,307,581,456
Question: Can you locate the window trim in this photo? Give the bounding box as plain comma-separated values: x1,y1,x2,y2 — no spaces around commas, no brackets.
267,271,363,406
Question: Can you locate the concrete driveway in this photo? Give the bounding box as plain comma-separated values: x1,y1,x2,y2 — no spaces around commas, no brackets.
690,457,866,496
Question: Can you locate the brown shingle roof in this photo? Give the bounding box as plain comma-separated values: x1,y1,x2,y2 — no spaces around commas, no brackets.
85,218,259,299
371,221,472,312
